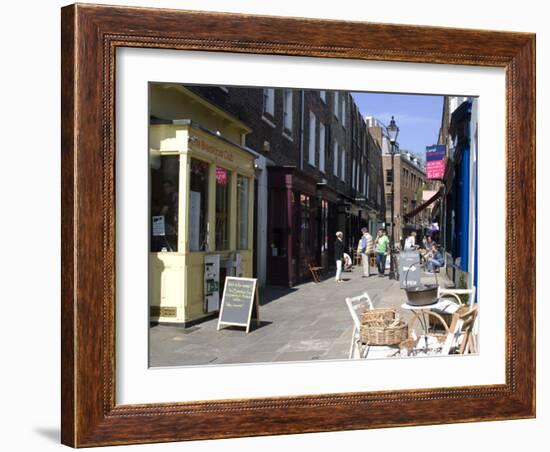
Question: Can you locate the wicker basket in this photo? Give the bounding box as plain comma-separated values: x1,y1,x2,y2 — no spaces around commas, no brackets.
361,308,397,324
360,309,408,346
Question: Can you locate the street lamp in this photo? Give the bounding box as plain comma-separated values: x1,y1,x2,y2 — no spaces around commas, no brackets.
387,116,399,280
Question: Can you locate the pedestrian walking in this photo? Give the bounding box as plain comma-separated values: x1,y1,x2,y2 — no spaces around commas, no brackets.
357,227,374,277
334,231,345,282
374,229,390,277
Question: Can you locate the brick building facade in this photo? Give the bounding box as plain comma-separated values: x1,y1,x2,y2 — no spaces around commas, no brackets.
179,84,385,286
381,152,430,245
367,117,429,246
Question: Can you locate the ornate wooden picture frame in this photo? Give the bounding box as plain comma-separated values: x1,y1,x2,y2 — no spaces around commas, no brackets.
61,3,535,447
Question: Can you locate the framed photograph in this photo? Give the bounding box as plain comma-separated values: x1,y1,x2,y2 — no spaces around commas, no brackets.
61,3,535,447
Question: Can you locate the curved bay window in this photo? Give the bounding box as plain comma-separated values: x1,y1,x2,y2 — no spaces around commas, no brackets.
148,92,256,325
189,158,209,252
150,154,180,252
236,175,250,250
215,166,231,250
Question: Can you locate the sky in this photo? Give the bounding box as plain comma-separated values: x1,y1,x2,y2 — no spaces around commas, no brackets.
352,92,444,161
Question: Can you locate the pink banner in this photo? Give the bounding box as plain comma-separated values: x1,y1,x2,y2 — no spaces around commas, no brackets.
216,167,228,185
426,160,445,179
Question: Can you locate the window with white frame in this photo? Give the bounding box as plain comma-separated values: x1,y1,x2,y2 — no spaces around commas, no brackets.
341,147,346,181
320,90,326,102
263,88,275,116
319,122,326,172
333,92,339,119
356,163,361,189
283,89,293,132
341,95,346,128
308,111,316,166
333,141,339,177
365,173,369,198
352,159,356,189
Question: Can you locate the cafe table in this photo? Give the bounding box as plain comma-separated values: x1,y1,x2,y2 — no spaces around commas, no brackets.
400,299,458,352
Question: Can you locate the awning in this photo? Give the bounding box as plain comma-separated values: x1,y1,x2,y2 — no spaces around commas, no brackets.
403,188,443,220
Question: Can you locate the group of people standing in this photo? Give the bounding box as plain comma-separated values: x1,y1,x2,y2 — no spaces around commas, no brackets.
403,231,445,273
333,227,445,282
334,228,391,282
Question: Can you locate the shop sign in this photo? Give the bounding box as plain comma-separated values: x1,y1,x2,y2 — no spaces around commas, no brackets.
150,306,177,318
399,250,421,289
217,277,260,333
426,145,446,180
194,138,234,162
216,167,228,185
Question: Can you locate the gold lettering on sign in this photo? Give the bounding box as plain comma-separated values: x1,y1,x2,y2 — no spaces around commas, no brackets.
198,140,234,162
150,306,177,318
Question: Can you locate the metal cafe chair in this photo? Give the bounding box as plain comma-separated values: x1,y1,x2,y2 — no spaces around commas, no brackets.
399,305,479,356
442,305,479,354
353,249,362,266
430,287,477,336
345,292,374,359
437,287,476,312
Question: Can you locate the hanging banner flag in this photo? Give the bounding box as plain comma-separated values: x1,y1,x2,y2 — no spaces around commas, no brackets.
216,167,228,185
426,145,446,179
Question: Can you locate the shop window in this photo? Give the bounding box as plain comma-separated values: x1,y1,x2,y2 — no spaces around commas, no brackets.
236,175,249,250
215,166,231,250
150,155,180,252
189,158,209,252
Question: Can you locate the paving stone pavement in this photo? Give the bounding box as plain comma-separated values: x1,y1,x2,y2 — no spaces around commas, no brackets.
149,265,452,367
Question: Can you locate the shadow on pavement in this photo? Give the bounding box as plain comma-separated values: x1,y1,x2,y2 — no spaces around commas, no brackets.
218,320,273,332
258,287,297,305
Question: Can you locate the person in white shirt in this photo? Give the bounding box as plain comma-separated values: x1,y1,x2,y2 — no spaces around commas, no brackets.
404,231,418,250
357,227,374,277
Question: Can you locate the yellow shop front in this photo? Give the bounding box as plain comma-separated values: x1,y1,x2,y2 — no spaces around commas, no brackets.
149,85,255,326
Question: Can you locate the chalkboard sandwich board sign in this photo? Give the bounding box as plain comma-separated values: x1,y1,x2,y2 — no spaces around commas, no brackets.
217,277,260,333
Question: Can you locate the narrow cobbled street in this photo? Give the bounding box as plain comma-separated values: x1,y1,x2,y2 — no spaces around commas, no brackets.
149,265,451,367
